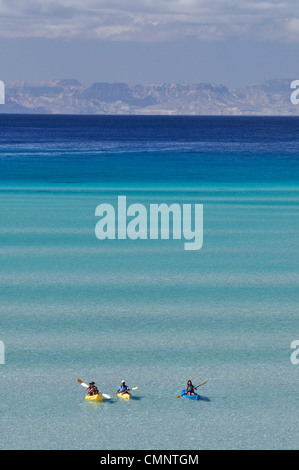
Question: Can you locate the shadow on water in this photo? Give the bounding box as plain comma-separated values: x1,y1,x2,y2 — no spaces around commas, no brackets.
114,396,143,402
198,395,211,403
179,393,211,403
83,399,117,409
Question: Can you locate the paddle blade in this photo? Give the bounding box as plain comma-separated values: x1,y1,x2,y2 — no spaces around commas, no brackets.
176,395,182,398
199,381,208,387
77,378,89,387
131,387,138,390
78,379,88,387
101,393,111,399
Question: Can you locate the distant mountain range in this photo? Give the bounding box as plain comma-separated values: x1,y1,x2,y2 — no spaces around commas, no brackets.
1,79,298,115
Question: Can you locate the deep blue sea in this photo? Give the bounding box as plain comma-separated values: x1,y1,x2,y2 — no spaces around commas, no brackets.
0,115,298,449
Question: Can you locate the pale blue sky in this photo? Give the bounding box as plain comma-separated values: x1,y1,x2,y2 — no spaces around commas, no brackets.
0,0,299,87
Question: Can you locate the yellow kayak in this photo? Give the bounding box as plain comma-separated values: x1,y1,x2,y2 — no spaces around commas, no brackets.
85,394,103,402
117,392,131,400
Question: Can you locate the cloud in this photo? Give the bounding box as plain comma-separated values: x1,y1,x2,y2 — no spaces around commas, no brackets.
0,0,299,41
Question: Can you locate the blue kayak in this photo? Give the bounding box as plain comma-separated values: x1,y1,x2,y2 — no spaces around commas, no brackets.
181,389,201,400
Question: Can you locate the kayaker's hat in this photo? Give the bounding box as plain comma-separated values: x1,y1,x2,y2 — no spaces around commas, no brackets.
121,380,125,383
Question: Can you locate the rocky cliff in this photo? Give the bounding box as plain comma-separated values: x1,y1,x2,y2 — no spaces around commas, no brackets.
1,79,298,115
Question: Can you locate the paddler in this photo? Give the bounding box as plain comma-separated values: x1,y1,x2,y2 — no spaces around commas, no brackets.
86,381,99,396
117,380,131,396
185,380,198,396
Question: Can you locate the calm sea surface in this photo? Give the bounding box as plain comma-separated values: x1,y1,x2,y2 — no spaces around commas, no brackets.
0,116,298,449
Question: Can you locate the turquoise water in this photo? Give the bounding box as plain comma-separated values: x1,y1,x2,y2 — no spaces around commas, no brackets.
0,116,298,449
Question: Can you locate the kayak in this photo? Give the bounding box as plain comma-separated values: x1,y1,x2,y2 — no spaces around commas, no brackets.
85,394,103,402
181,389,201,401
117,392,131,400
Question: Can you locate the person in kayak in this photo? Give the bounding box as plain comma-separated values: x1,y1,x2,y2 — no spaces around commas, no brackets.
86,382,99,396
117,380,131,396
185,380,198,396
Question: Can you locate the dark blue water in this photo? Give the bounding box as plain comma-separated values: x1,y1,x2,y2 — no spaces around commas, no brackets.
0,115,298,184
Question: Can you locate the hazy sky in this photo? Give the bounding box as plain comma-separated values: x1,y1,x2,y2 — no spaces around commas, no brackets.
0,0,299,86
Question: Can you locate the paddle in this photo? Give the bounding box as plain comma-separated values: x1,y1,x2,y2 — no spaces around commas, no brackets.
77,379,111,399
110,386,138,396
176,381,208,398
77,379,89,388
195,381,208,388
